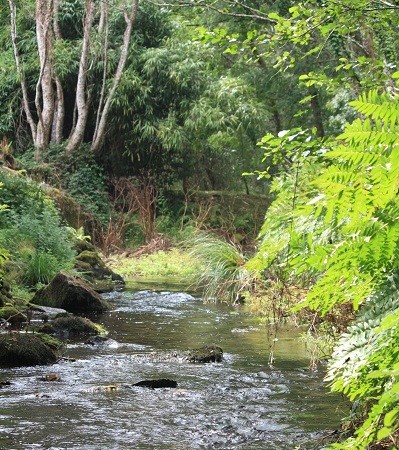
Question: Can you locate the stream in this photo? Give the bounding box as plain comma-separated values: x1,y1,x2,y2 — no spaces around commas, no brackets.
0,285,346,449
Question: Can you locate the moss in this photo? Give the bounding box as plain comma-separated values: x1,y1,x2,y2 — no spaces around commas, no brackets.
39,315,104,337
90,279,114,293
73,240,96,254
0,306,27,323
75,251,124,284
0,294,6,307
0,334,57,367
76,251,105,268
36,333,64,350
74,260,92,272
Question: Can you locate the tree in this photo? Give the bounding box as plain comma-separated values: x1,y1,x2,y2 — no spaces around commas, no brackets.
7,0,139,158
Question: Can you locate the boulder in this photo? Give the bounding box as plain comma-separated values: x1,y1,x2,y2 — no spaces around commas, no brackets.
187,345,223,363
133,379,178,389
74,251,124,285
31,272,110,313
0,306,27,323
39,315,103,337
0,278,13,307
0,334,57,367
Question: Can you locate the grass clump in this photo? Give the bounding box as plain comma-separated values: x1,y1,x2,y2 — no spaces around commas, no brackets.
188,232,256,303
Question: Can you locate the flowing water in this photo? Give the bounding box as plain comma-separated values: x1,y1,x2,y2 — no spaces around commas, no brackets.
0,285,346,449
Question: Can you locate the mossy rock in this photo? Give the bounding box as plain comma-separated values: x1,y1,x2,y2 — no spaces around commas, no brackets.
0,294,7,308
0,279,13,307
76,250,105,267
0,334,57,367
90,279,114,293
73,240,96,254
39,315,104,337
187,345,223,363
75,251,124,283
36,333,64,350
0,306,27,323
31,272,110,313
44,186,97,234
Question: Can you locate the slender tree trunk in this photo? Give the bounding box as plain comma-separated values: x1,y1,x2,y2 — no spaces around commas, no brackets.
93,0,109,143
8,0,37,146
270,99,282,133
35,0,55,154
91,0,139,153
66,0,95,153
308,86,325,138
52,0,65,144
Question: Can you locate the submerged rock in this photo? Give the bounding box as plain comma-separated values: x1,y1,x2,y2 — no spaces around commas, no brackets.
85,335,117,347
38,373,61,382
32,272,110,313
187,345,223,363
131,346,224,364
39,315,103,337
133,379,178,389
0,334,57,367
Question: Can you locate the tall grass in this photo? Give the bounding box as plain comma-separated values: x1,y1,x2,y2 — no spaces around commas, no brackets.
189,232,256,303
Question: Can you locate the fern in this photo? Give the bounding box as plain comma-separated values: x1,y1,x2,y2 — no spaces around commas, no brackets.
252,88,399,447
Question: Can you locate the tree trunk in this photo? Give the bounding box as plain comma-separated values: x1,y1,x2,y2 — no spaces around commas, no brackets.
270,98,282,133
52,0,65,144
66,0,95,153
91,0,139,153
93,0,109,144
309,86,325,138
35,0,55,154
8,0,37,147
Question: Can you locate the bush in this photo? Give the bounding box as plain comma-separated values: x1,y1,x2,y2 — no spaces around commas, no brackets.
0,172,75,286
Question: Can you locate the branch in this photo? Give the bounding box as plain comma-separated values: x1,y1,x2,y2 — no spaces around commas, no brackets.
146,0,276,23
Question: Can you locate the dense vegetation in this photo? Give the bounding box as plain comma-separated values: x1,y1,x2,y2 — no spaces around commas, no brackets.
1,0,399,447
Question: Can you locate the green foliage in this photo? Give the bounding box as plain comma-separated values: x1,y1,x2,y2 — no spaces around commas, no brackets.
22,250,61,286
18,144,110,224
110,248,202,279
66,164,109,222
251,88,399,447
327,278,399,448
0,172,75,286
189,232,255,303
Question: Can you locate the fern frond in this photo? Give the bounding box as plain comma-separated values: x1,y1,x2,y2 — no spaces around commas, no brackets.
349,90,399,127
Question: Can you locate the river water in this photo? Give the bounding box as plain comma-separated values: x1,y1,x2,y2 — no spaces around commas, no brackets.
0,285,346,449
